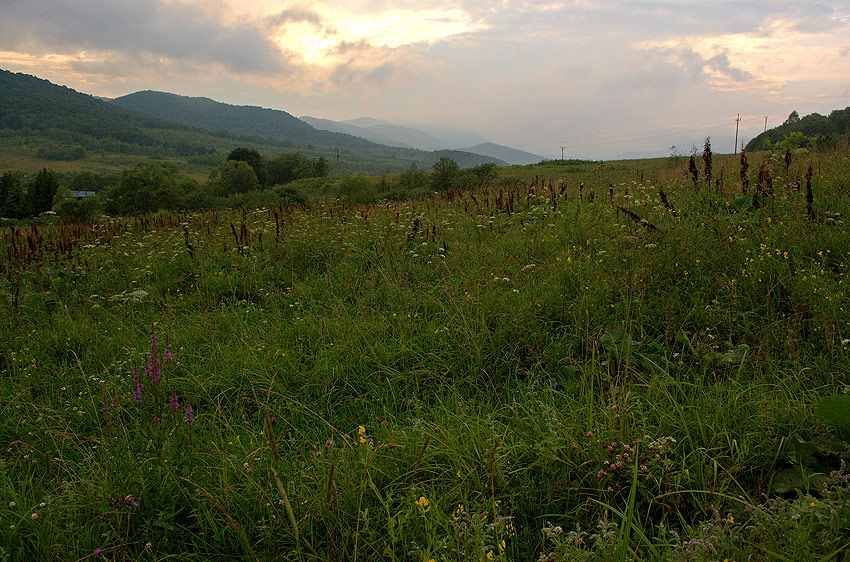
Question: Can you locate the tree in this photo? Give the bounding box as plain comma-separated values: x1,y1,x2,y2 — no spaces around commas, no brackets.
69,171,106,193
106,162,184,215
0,171,14,211
471,162,499,188
777,131,810,151
209,160,259,196
336,175,374,204
227,147,267,186
0,171,25,218
314,156,329,178
27,168,59,215
432,157,460,191
784,111,800,126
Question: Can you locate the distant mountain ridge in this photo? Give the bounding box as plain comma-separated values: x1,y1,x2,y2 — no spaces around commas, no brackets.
301,115,543,164
298,116,413,148
458,143,543,165
110,91,506,168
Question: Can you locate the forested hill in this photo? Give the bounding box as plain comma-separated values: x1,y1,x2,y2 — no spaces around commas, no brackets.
0,69,224,157
111,90,325,146
110,91,506,168
745,107,850,151
0,69,504,170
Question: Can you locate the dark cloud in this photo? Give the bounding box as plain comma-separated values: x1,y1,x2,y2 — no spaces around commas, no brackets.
325,42,430,95
0,0,290,74
647,46,755,86
267,7,324,28
705,52,753,83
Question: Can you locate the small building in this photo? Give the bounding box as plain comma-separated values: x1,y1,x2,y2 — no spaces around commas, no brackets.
70,190,97,199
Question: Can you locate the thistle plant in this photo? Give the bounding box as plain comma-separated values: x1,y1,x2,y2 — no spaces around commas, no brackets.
688,155,699,191
739,146,749,193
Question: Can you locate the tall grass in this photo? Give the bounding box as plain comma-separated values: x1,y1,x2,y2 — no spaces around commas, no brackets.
2,148,850,560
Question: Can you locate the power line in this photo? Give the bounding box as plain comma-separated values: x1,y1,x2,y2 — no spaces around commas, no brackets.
554,120,755,150
497,115,767,153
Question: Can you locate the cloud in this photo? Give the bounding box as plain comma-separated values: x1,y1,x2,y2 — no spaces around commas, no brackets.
323,40,436,98
648,46,758,90
0,0,848,158
0,0,291,75
267,7,324,27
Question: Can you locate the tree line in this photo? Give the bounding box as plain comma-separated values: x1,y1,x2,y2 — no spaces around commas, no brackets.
0,149,501,221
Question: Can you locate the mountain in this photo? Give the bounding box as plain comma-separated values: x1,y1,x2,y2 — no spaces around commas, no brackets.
0,69,505,173
362,123,445,150
111,91,505,168
302,115,538,164
299,116,413,148
412,125,490,149
340,117,392,128
459,143,543,165
338,118,489,149
306,116,454,150
0,69,226,158
745,107,850,151
112,91,358,150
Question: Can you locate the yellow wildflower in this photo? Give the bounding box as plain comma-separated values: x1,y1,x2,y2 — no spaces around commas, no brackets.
416,496,430,513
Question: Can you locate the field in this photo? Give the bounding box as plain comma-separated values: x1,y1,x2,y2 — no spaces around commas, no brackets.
3,148,850,561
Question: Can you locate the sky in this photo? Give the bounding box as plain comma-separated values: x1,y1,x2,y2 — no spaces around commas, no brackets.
1,0,849,159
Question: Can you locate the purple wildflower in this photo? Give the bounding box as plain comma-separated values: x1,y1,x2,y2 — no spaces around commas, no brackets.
184,406,195,424
102,394,118,412
132,371,143,404
170,394,180,411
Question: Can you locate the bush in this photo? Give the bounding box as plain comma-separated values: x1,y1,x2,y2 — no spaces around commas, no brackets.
336,175,376,204
274,186,306,207
55,196,101,221
209,160,260,196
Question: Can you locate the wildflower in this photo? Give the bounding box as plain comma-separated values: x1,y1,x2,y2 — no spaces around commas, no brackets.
30,513,38,520
453,503,465,520
416,496,430,513
132,371,143,404
170,394,180,410
94,548,102,556
184,406,195,424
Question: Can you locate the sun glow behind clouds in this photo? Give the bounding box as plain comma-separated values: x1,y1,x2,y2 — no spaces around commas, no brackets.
637,16,850,95
274,7,487,63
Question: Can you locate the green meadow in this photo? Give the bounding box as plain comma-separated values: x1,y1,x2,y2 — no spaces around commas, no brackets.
3,148,850,561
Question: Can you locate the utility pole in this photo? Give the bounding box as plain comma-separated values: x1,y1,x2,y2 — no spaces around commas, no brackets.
560,146,565,161
734,114,741,154
764,116,768,132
